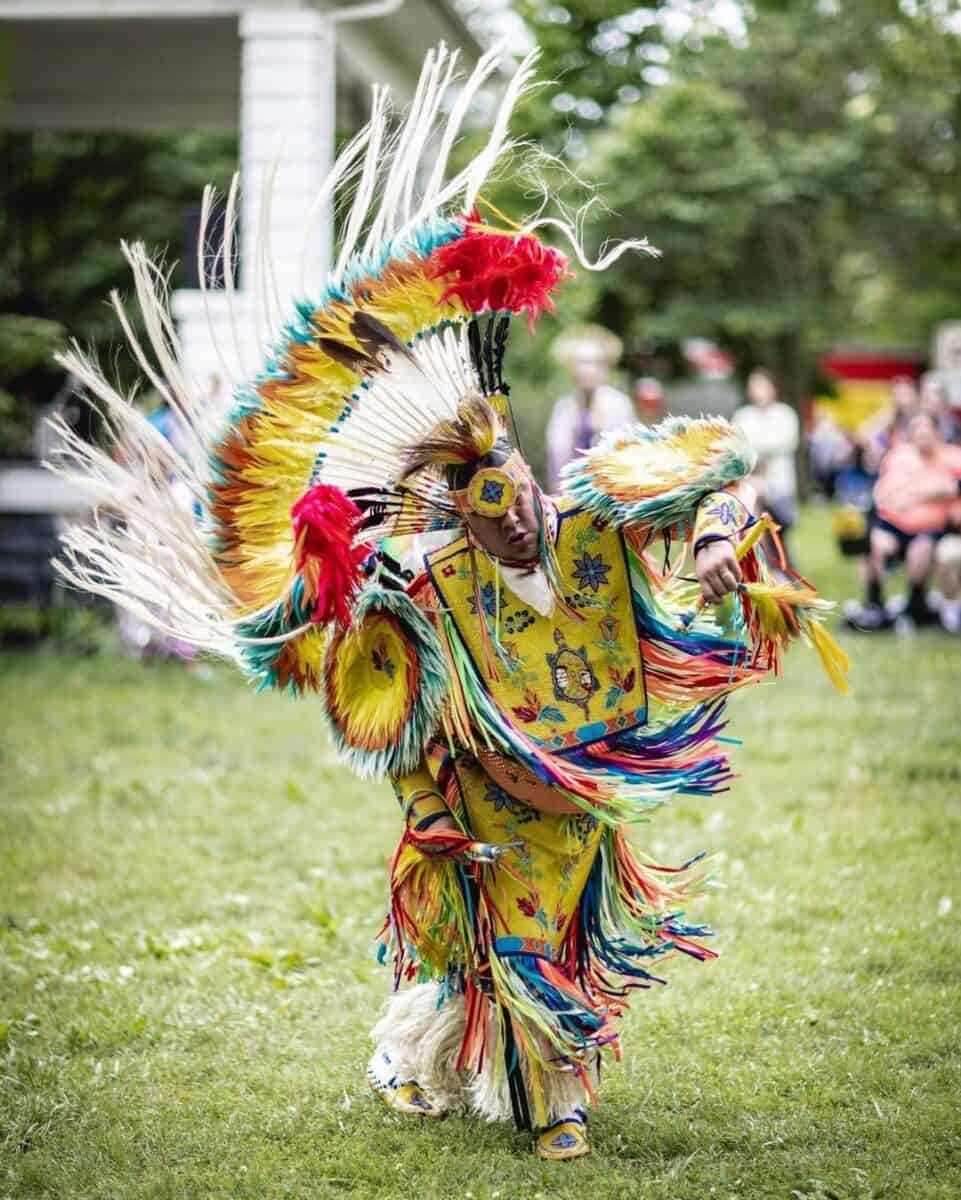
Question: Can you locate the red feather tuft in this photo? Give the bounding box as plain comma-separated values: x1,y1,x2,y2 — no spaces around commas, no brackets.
291,484,366,626
429,220,571,328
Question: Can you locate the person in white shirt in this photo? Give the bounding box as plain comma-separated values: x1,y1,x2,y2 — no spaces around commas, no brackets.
733,368,800,538
545,325,636,491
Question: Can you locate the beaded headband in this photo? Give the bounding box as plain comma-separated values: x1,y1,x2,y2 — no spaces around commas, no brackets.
448,450,528,518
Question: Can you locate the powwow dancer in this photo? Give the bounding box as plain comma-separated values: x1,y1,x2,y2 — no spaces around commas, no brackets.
51,46,850,1161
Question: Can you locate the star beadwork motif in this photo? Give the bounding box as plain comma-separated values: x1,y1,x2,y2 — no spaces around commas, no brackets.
480,478,505,505
467,581,498,617
571,550,611,594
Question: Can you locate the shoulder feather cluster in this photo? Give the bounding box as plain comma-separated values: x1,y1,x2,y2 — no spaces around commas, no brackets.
560,415,756,531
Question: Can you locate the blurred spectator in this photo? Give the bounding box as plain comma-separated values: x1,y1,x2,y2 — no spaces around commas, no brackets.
833,375,919,574
928,380,961,630
847,412,961,633
919,371,961,445
545,324,634,492
833,443,876,513
934,535,961,633
633,376,666,426
807,411,853,499
733,368,799,555
860,374,918,476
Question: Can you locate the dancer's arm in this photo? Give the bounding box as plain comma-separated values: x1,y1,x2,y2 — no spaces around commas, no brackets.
392,760,458,834
691,488,754,604
392,759,522,862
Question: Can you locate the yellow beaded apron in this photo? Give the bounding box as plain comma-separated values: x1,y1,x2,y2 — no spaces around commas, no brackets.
423,504,648,950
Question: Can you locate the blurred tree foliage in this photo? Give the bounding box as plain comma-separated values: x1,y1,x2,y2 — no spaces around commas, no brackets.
498,0,961,410
0,314,67,453
0,131,237,455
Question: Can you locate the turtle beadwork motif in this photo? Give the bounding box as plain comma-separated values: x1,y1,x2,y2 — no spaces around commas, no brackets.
546,628,599,718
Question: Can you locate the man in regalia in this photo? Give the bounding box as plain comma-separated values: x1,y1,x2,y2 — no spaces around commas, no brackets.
52,45,849,1161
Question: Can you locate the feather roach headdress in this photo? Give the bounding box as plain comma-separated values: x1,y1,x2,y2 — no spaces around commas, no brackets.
50,44,656,682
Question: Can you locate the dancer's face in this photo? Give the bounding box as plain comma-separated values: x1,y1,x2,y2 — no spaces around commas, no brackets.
464,473,540,562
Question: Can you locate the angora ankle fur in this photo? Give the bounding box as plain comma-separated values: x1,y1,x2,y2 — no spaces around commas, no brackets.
371,982,592,1123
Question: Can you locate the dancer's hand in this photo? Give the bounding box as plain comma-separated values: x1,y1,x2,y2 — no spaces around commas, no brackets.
695,539,741,604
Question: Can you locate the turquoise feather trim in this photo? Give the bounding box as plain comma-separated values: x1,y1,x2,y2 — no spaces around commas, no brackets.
233,577,318,693
559,415,756,532
323,585,449,780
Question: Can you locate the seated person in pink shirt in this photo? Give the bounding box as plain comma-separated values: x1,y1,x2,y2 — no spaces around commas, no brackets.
853,412,961,630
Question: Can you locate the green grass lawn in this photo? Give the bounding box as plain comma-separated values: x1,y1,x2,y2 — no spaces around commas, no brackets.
2,508,959,1200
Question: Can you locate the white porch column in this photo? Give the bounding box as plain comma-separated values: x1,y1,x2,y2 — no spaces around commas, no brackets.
239,7,336,303
173,7,337,408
